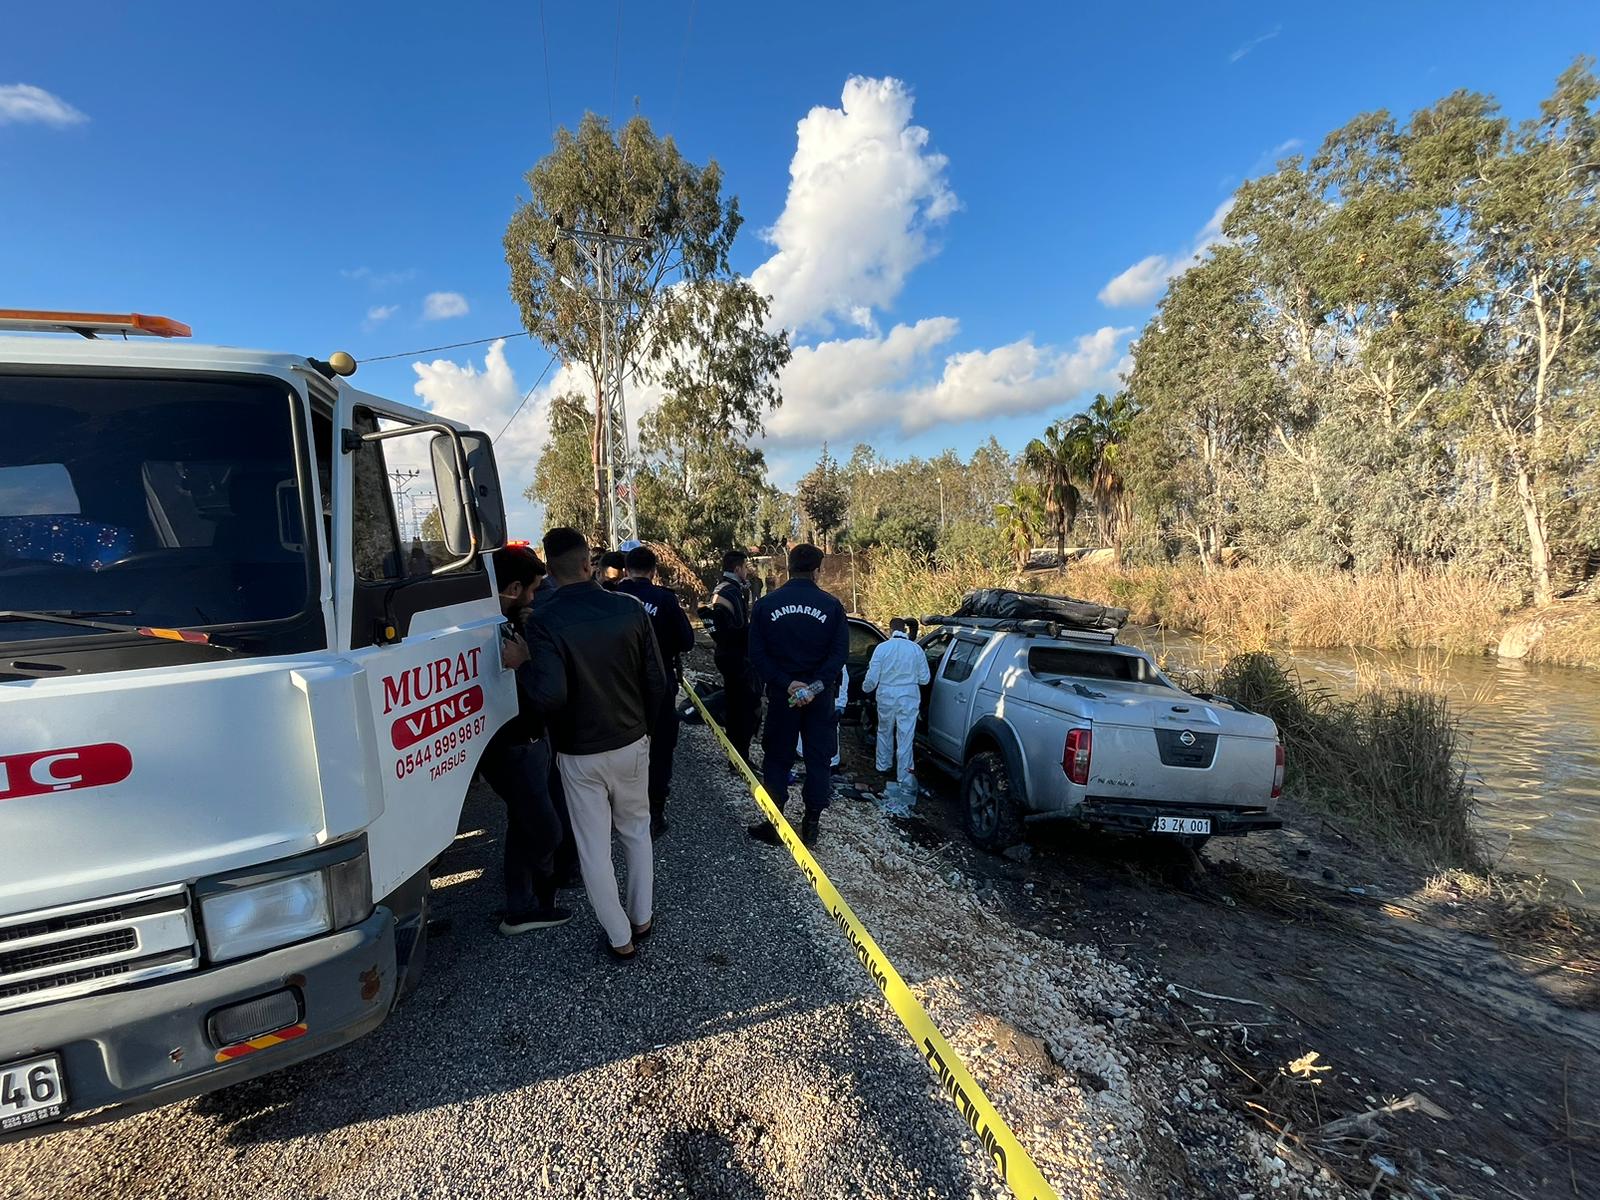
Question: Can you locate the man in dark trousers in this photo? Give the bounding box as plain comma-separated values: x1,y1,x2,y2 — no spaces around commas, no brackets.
747,543,848,847
709,549,759,770
511,527,668,961
483,546,572,934
616,544,695,837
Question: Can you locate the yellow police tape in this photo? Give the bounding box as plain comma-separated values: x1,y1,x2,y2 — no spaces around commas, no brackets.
683,679,1060,1200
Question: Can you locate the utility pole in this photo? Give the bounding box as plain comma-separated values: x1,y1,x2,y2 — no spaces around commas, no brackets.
937,475,946,532
546,220,649,547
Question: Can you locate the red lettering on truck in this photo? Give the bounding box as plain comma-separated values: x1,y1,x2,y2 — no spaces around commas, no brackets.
0,743,133,801
390,685,485,750
380,648,483,715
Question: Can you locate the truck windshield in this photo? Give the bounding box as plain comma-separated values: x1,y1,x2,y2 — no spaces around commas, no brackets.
0,373,315,646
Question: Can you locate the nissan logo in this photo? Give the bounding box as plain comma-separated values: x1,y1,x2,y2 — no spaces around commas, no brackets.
1178,729,1196,747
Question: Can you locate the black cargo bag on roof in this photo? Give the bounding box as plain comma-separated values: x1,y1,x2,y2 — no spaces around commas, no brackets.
954,588,1129,632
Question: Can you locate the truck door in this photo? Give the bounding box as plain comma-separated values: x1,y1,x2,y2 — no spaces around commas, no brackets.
331,398,513,901
916,632,952,734
925,633,988,762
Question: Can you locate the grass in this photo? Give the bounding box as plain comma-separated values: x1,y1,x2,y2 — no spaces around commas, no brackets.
1057,563,1522,657
858,548,1030,626
1202,653,1484,870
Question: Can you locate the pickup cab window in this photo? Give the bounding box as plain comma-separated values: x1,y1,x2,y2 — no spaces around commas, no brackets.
1028,645,1166,686
942,637,987,684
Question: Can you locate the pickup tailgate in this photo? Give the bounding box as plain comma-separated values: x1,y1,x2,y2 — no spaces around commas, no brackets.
1086,694,1278,808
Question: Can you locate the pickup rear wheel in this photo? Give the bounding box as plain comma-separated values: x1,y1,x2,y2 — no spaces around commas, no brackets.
961,750,1024,852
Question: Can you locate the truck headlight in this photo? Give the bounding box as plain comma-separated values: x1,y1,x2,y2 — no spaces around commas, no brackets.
200,845,373,963
202,872,331,963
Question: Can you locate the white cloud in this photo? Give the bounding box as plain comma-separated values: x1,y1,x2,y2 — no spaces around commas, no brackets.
767,318,960,442
1228,25,1281,64
408,341,666,539
1272,137,1303,156
745,74,1130,450
342,266,417,289
1097,255,1171,308
1097,197,1234,309
764,319,1129,444
902,326,1131,433
751,76,958,335
365,304,399,325
0,84,87,127
423,291,470,320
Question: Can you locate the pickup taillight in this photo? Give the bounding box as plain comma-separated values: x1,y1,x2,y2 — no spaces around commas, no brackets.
1063,728,1092,786
1271,742,1285,799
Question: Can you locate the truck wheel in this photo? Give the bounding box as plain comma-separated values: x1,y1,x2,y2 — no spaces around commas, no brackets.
962,750,1023,853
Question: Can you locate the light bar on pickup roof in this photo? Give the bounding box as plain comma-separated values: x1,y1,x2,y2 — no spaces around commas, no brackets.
0,309,192,338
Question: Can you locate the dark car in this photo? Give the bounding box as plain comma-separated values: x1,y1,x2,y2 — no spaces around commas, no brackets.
680,615,887,730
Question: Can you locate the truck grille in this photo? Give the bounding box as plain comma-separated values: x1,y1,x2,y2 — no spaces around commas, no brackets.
0,885,198,1014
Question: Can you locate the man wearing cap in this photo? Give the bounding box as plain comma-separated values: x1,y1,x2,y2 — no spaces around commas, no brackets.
746,544,848,847
615,544,695,837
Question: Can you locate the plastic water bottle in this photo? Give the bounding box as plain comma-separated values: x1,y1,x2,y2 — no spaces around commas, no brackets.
790,681,823,707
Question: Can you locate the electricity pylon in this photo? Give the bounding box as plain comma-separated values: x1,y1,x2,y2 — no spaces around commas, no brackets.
547,222,650,547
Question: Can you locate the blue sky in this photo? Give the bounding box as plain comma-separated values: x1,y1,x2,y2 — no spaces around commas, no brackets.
3,2,1596,537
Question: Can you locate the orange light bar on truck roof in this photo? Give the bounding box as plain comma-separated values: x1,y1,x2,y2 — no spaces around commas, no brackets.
0,309,192,338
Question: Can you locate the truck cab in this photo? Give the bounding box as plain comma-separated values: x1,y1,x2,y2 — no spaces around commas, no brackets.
0,312,513,1139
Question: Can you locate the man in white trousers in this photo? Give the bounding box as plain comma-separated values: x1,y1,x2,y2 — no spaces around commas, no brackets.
861,618,930,803
510,527,668,961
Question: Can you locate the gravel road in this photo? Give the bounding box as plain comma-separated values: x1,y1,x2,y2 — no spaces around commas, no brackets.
0,727,1001,1200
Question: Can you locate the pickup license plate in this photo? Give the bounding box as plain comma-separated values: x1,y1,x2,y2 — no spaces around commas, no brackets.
1152,816,1211,835
0,1053,67,1133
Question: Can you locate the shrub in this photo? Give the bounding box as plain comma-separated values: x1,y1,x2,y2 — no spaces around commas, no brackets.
1214,653,1482,869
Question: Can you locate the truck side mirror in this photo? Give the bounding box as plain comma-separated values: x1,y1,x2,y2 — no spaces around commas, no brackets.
430,430,507,558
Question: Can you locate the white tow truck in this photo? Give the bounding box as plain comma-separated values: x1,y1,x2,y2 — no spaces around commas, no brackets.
0,310,514,1139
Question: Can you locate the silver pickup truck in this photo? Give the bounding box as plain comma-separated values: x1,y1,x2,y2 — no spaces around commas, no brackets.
915,594,1283,852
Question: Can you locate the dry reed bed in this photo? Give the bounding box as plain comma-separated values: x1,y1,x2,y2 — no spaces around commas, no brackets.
857,551,1599,669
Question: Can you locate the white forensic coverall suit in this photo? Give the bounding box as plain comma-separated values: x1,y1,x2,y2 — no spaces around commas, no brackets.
862,630,931,785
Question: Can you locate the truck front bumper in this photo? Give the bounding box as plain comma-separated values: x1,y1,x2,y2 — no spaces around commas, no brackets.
1031,798,1282,837
0,908,396,1143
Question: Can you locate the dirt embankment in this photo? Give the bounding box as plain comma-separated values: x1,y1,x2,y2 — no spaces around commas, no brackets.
824,717,1600,1200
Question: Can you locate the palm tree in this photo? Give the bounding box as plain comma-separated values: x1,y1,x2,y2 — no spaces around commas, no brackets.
1065,392,1137,565
996,484,1044,574
1021,421,1081,566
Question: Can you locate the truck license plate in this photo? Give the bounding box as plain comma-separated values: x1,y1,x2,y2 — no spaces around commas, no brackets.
1152,817,1211,835
0,1053,67,1133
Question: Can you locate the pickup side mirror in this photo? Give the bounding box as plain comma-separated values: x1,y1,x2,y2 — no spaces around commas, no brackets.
431,430,507,558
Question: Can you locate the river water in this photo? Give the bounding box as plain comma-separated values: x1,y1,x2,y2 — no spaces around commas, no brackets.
1126,631,1600,896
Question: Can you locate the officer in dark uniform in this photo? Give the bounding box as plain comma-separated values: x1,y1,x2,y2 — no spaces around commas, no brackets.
747,543,848,847
710,549,759,770
615,544,696,837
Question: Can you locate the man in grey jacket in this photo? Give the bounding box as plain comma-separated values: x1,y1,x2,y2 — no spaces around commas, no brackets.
506,527,668,961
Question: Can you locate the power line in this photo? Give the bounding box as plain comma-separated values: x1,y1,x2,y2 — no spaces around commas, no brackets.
539,0,555,143
357,333,529,364
495,353,560,444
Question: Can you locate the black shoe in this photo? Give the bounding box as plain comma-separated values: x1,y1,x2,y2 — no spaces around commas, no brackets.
650,816,669,839
747,821,782,845
632,917,654,941
499,905,572,935
605,935,638,961
800,815,820,847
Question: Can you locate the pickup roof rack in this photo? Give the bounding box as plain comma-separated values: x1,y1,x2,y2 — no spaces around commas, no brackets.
922,614,1118,644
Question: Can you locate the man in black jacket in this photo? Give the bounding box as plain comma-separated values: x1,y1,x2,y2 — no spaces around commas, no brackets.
512,527,669,960
748,543,848,847
483,546,571,934
615,544,696,837
709,549,759,769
